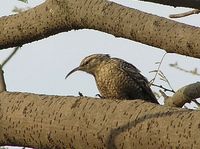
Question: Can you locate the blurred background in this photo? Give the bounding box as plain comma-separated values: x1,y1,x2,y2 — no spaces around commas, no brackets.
0,1,200,148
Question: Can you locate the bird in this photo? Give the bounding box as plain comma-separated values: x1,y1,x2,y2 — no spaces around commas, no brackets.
65,54,158,104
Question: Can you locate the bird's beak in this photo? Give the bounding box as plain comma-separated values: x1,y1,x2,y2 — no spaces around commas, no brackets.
65,67,80,79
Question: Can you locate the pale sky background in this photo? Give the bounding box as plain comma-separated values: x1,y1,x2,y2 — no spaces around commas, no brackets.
1,0,200,148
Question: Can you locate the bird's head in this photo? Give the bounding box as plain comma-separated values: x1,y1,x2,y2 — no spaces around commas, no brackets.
65,54,110,79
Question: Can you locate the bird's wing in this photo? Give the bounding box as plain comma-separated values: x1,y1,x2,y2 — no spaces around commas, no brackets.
111,58,140,72
111,58,158,103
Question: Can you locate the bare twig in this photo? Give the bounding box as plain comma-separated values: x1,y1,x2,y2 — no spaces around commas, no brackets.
149,52,167,85
153,91,161,99
169,9,200,18
2,47,20,68
149,54,175,94
0,47,20,92
0,66,6,92
169,62,200,76
159,90,169,99
158,71,174,92
152,84,175,93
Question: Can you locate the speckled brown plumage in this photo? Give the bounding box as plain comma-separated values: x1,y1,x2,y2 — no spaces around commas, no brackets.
66,54,158,104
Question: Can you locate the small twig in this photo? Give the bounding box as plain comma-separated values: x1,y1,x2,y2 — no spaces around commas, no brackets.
169,9,200,18
149,52,167,85
0,47,20,92
153,91,161,99
169,62,200,76
0,65,6,92
2,47,20,68
152,83,175,93
158,71,174,92
149,53,174,93
159,90,169,99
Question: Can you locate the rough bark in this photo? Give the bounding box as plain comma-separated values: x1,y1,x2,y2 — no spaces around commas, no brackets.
0,0,73,49
0,91,200,149
1,0,200,58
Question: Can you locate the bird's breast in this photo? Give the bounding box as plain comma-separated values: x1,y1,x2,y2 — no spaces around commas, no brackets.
94,64,130,98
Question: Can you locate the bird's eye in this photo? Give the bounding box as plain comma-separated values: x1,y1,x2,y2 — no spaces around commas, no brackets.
83,61,89,66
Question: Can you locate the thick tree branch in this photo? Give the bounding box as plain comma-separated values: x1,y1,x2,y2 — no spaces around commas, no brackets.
1,0,200,58
0,91,200,148
139,0,200,9
0,0,74,49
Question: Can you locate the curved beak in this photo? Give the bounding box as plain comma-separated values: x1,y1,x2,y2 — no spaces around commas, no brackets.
65,67,80,79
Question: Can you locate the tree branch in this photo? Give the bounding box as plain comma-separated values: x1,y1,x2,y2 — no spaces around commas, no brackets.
164,82,200,107
1,0,200,58
169,62,200,76
169,9,200,18
0,91,200,148
138,0,200,9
